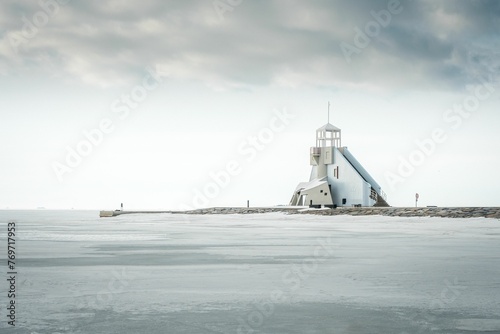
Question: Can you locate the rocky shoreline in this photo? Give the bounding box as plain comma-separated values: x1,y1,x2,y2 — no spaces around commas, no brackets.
100,206,500,219
182,206,500,219
298,206,500,219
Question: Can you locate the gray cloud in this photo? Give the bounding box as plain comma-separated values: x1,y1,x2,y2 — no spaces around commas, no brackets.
0,0,498,90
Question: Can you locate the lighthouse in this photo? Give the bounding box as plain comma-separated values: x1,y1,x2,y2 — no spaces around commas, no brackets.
289,120,389,208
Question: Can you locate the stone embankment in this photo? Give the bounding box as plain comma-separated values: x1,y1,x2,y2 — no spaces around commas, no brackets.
183,207,500,219
183,207,298,215
100,207,500,219
295,207,500,219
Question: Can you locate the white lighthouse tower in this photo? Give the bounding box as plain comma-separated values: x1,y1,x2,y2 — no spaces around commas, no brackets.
289,115,389,208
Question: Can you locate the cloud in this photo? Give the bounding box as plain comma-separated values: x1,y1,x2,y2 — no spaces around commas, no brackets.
0,0,498,90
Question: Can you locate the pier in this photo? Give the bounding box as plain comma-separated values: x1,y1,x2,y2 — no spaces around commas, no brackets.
99,210,177,217
100,206,500,219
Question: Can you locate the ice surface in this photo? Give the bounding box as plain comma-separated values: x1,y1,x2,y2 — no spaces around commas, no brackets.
1,210,499,333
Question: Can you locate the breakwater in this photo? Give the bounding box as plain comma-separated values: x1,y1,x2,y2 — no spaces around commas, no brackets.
182,206,500,219
294,206,500,219
99,210,175,217
100,207,500,219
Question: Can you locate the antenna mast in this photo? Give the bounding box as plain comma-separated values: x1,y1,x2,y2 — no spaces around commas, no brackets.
328,101,330,123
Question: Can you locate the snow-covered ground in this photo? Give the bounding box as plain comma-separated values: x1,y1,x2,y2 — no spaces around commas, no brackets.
1,211,499,333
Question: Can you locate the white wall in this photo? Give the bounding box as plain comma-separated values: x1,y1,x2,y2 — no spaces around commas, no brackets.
326,148,375,207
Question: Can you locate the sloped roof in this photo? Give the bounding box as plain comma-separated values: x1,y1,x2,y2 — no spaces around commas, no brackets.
293,177,328,192
316,123,341,132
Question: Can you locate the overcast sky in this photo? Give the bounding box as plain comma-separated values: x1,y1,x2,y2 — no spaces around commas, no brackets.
1,0,499,210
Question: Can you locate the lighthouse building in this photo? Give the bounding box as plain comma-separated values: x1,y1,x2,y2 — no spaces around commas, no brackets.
289,122,389,207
